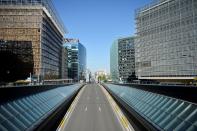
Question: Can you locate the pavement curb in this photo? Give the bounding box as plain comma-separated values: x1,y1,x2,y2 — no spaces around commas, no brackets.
56,85,86,131
99,84,135,131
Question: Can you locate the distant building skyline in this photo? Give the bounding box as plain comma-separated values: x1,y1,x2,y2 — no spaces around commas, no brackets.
53,0,153,73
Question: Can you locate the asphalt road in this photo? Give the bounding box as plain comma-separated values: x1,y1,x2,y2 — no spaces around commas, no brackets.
60,84,124,131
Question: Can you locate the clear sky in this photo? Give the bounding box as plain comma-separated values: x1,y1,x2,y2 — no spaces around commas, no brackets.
53,0,153,73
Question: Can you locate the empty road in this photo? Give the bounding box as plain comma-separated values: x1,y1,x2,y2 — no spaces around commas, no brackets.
57,84,131,131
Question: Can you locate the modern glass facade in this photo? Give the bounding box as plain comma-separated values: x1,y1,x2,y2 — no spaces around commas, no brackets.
78,42,87,81
135,0,197,82
110,40,119,82
110,37,135,82
0,0,65,34
0,0,66,82
61,48,68,79
118,37,135,82
0,40,33,82
64,39,86,81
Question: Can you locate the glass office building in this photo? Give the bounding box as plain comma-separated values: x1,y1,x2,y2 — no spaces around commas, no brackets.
110,37,135,82
0,0,66,82
110,40,119,82
135,0,197,83
61,47,68,79
64,39,86,81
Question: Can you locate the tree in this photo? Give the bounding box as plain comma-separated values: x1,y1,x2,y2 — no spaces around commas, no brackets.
98,74,107,83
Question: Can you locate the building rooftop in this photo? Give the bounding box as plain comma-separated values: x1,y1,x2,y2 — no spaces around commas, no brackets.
64,38,80,43
0,0,67,35
135,0,170,16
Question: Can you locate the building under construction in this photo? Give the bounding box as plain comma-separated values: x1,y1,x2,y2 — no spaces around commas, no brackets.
0,0,67,82
135,0,197,83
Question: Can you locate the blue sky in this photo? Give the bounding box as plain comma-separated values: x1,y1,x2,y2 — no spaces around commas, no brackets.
53,0,152,73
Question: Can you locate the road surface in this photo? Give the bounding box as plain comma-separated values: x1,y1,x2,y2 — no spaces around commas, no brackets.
58,84,126,131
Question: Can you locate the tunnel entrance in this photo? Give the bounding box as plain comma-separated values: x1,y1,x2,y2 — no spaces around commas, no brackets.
0,40,34,83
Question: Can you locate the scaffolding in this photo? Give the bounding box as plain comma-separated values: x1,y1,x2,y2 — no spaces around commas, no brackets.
135,0,197,81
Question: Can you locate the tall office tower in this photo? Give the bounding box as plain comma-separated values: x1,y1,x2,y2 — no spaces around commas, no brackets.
110,37,135,82
110,40,119,82
64,39,86,82
0,0,67,82
61,47,68,79
135,0,197,83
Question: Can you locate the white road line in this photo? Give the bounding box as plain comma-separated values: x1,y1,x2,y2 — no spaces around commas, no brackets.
56,85,86,131
85,106,87,111
99,106,101,112
99,84,135,131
